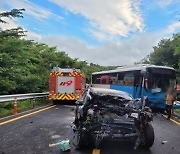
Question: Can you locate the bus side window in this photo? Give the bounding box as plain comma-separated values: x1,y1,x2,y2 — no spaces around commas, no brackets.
109,73,118,85
92,75,100,84
124,72,134,86
117,73,124,85
96,78,100,84
100,75,110,84
92,75,96,84
134,71,142,87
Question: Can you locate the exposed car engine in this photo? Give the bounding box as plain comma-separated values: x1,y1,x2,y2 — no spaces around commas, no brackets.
73,88,154,150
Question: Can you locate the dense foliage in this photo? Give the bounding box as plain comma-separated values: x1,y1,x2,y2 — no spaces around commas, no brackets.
0,9,114,95
0,37,114,95
139,34,180,81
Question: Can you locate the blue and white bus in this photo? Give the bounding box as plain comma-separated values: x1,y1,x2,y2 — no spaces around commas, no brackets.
91,64,180,111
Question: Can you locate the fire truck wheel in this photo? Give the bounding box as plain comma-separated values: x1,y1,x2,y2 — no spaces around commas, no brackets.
53,100,58,105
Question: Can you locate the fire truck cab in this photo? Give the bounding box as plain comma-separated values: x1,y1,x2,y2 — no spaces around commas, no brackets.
49,67,85,102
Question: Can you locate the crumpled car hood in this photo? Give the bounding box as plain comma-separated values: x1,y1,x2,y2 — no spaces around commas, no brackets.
83,89,140,112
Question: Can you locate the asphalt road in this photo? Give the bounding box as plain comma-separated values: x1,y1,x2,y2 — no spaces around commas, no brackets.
0,105,180,154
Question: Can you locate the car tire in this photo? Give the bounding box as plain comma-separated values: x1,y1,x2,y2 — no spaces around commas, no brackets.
141,123,154,149
76,130,88,149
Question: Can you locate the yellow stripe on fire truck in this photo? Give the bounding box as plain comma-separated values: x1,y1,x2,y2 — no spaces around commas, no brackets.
68,72,83,77
49,72,63,76
49,93,81,100
48,93,56,100
61,94,74,100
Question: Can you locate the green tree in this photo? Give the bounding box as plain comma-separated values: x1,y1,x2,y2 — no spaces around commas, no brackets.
0,9,25,23
0,9,26,38
0,9,114,94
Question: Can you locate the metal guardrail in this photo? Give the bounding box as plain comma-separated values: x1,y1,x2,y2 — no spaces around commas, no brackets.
0,92,49,103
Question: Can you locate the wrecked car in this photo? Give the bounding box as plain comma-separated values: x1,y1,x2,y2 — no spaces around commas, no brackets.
72,87,154,149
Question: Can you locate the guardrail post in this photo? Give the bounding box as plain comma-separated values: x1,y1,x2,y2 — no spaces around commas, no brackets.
32,98,35,109
13,97,18,115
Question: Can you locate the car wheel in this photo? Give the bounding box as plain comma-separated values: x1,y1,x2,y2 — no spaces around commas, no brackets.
141,123,154,149
76,130,88,149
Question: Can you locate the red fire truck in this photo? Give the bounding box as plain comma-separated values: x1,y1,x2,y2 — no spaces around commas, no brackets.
49,67,85,102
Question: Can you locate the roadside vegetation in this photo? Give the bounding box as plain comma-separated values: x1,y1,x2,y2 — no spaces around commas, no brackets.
175,109,180,114
0,9,114,95
0,98,49,117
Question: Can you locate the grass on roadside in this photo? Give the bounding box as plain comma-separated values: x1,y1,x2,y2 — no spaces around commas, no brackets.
0,97,49,118
0,102,13,117
175,109,180,114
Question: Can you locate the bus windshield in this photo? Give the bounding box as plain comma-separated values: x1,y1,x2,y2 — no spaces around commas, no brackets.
145,68,176,92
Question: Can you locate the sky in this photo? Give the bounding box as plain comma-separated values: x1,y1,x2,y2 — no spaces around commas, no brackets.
0,0,180,66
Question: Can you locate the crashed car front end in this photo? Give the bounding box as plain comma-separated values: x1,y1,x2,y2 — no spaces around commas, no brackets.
73,88,154,149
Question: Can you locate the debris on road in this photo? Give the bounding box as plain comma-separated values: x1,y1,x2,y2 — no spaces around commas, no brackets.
161,141,168,144
49,139,71,152
49,142,61,147
60,139,71,151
